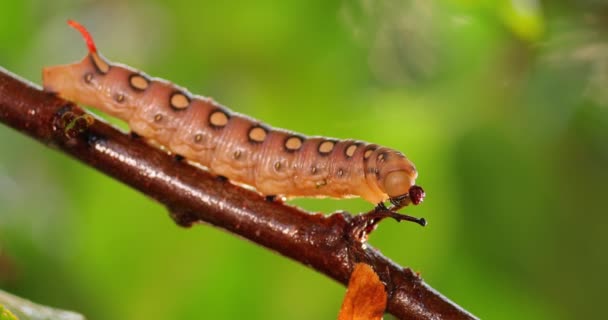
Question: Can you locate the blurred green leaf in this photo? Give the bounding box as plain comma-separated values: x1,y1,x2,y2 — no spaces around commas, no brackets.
0,290,84,320
1,305,19,320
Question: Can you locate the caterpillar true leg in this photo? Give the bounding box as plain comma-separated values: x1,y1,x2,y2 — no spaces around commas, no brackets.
389,185,425,210
349,185,426,240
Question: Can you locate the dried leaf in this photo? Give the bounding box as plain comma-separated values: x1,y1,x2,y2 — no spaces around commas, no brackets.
338,263,387,320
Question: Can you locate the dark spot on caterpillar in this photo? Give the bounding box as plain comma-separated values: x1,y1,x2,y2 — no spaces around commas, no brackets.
174,154,185,162
194,133,203,143
248,125,268,143
337,169,345,177
274,161,282,171
265,195,277,202
114,93,125,103
377,152,387,163
318,140,336,155
84,73,93,84
285,135,304,152
216,175,228,182
154,114,163,122
209,110,229,128
233,150,242,160
345,143,358,158
130,131,141,139
129,74,150,91
311,166,318,174
170,91,190,111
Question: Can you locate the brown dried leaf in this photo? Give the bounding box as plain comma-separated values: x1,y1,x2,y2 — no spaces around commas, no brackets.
338,263,387,320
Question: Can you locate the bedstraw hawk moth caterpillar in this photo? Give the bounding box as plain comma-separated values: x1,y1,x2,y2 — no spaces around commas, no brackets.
42,20,425,224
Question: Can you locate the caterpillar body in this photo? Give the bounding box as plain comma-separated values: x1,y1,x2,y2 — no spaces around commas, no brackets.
43,20,424,209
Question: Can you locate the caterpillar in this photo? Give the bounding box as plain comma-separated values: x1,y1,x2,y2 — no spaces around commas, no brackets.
42,20,425,217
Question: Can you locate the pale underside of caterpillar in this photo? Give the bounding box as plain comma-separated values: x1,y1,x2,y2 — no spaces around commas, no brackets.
42,20,424,211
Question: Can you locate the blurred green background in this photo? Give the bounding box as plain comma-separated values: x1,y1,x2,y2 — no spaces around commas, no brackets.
1,0,607,319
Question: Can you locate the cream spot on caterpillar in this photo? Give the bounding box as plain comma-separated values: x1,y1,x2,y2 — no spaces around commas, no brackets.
318,140,335,155
233,150,242,160
170,92,190,110
345,144,358,158
209,110,229,127
285,136,303,151
194,133,204,143
311,166,318,174
84,73,93,84
364,147,376,159
154,114,163,122
90,53,110,73
248,126,267,143
129,74,150,91
274,161,282,171
337,169,345,177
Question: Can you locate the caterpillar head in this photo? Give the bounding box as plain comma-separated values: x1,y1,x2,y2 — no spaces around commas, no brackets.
371,149,424,205
383,170,416,198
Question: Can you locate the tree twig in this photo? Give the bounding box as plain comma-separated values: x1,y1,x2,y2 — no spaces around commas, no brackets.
0,67,477,320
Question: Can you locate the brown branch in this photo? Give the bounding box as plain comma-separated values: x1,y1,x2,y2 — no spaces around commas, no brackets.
0,67,477,320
